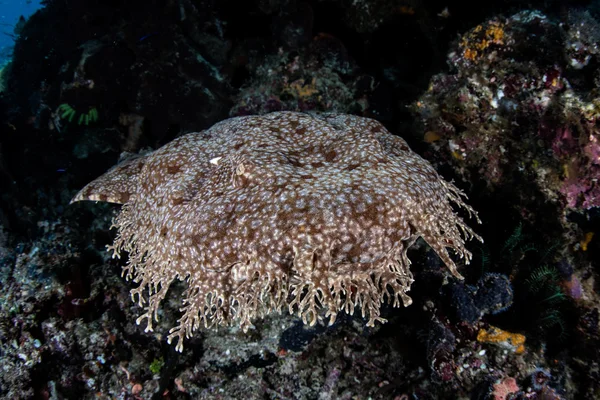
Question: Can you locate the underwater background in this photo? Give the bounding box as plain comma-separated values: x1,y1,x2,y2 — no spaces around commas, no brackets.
0,0,42,65
0,0,599,399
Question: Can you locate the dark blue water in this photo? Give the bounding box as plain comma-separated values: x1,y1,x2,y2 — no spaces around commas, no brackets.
0,0,43,65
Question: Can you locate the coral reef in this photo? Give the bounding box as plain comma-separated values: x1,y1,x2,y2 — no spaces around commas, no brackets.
230,35,372,116
414,10,600,212
0,0,598,398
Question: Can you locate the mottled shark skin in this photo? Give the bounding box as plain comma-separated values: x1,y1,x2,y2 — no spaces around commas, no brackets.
72,111,482,351
71,155,146,204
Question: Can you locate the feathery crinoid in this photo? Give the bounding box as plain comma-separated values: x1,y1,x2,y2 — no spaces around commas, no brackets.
71,111,482,351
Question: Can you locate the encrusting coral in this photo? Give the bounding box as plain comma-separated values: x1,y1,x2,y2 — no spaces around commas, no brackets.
71,111,482,351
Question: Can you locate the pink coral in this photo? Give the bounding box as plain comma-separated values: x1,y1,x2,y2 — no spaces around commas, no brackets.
491,377,520,400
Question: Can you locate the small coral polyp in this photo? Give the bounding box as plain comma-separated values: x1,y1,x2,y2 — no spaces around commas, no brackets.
71,111,481,351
